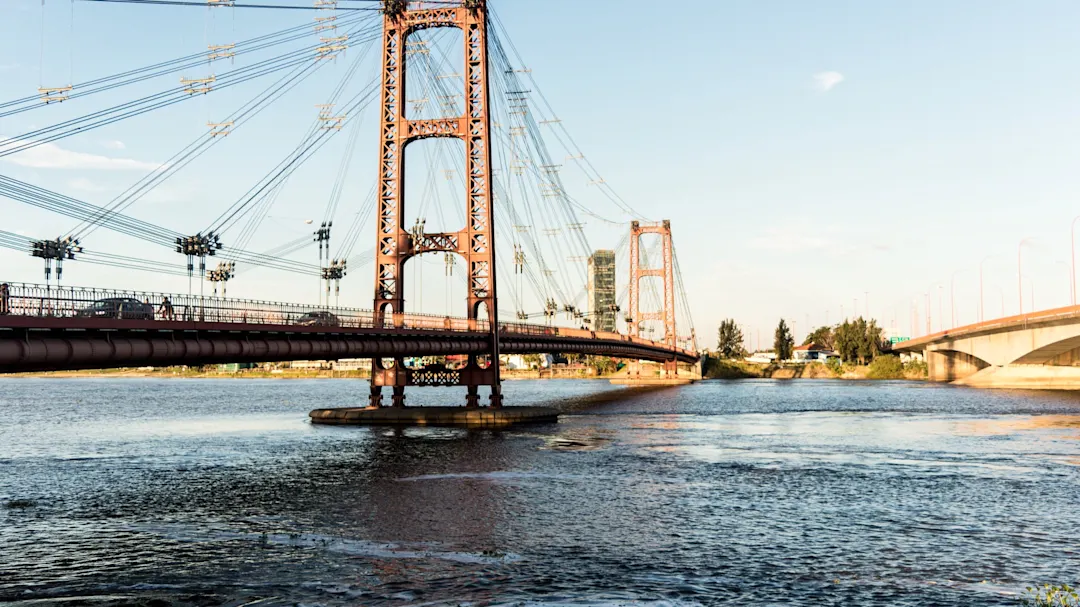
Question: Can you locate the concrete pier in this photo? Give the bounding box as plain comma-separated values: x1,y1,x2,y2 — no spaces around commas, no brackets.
309,406,559,428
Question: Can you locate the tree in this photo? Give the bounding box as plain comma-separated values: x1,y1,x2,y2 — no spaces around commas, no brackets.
774,319,794,362
716,319,747,359
833,317,887,364
803,325,835,349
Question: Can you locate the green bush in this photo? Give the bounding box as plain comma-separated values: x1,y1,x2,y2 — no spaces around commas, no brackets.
1023,584,1079,606
825,358,842,376
903,358,928,378
866,354,904,379
704,358,763,379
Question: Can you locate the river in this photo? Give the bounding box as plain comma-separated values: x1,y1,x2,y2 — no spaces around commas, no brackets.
1,378,1078,605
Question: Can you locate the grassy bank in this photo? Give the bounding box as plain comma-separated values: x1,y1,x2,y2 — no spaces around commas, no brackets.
704,355,927,381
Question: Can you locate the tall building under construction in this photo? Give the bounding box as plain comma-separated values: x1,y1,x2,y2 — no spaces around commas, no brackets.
588,250,617,333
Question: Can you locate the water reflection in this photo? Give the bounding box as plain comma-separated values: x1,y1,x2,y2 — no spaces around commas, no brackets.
1,378,1078,605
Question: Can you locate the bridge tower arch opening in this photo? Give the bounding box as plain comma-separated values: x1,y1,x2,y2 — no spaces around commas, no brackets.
628,220,679,375
370,0,500,409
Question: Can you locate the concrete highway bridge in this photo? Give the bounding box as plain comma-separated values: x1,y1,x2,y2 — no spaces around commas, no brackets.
893,305,1080,389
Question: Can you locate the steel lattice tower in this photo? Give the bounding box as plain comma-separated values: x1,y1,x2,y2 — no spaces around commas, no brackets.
369,0,501,409
628,220,677,372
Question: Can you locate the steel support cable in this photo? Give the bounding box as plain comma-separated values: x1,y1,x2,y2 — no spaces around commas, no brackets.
231,178,291,254
3,43,323,147
80,250,188,270
487,46,592,302
0,176,320,277
208,75,381,235
322,115,364,225
336,182,377,260
204,40,378,235
213,33,376,254
0,177,180,245
415,40,559,316
489,10,649,221
70,33,367,240
219,247,320,274
0,180,179,244
0,12,372,117
408,36,548,314
75,255,193,277
0,55,319,161
257,233,313,258
672,244,696,344
0,34,369,159
0,14,324,109
77,0,381,10
486,68,568,305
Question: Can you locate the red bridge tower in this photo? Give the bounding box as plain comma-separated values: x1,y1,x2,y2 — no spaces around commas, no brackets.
628,220,679,375
369,0,501,409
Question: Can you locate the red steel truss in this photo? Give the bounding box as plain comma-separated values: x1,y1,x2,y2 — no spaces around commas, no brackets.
370,0,501,408
628,220,678,372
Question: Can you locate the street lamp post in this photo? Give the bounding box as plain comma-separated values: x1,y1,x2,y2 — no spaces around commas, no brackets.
1019,237,1034,314
950,270,964,329
1071,216,1080,306
979,256,994,322
924,292,931,335
938,284,944,332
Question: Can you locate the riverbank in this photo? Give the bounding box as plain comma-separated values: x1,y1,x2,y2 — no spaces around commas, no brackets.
705,356,927,381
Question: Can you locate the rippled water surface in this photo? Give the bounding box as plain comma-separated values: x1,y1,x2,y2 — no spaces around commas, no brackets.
2,378,1079,605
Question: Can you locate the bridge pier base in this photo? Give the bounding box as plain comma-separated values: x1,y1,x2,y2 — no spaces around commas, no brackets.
391,386,406,408
368,385,384,409
310,405,558,428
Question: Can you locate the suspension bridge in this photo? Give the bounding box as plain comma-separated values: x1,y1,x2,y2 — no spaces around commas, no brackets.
0,0,699,412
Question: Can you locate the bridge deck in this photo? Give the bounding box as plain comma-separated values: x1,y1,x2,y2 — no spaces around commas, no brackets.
894,303,1080,351
0,282,697,372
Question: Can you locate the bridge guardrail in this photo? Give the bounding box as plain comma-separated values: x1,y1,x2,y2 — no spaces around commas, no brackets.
0,282,488,333
0,282,696,357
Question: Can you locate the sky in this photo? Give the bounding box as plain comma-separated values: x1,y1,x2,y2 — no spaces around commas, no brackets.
3,0,1080,348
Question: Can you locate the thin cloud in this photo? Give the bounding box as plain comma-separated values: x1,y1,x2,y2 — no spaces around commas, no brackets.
101,140,126,150
0,138,164,171
68,177,111,193
813,71,844,92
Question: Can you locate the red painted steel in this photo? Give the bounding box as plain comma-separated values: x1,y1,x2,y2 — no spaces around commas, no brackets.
0,282,697,373
371,0,500,409
628,220,679,375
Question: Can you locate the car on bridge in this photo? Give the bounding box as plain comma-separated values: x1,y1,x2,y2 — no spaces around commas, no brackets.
76,297,155,320
295,311,341,327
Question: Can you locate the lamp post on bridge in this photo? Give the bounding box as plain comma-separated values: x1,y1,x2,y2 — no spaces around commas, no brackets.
979,256,995,323
1071,215,1080,306
924,291,931,335
1018,237,1034,315
950,269,968,329
1020,275,1035,314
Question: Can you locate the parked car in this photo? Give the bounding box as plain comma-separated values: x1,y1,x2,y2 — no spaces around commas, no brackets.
76,297,155,320
295,311,341,327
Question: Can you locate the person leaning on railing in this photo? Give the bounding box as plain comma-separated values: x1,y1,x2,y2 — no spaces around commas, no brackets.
0,283,9,315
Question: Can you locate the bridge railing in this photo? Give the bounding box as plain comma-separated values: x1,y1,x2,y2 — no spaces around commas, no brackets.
0,282,695,356
497,322,697,357
0,282,488,333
